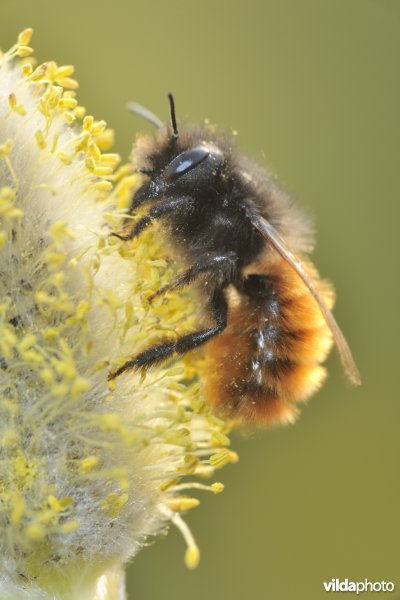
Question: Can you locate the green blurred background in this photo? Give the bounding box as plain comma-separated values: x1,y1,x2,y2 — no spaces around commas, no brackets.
1,1,399,598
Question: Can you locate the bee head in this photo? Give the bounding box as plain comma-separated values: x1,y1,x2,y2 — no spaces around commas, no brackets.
161,142,225,190
131,94,229,206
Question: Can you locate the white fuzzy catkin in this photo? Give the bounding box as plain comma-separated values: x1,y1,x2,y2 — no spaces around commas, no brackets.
0,30,235,600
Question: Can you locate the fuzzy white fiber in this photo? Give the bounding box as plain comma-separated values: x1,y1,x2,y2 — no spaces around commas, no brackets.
0,33,233,600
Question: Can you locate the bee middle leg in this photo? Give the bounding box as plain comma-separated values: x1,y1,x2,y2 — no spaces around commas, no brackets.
108,290,228,380
148,252,238,301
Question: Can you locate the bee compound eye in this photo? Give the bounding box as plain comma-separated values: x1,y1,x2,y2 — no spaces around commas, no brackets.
163,146,210,181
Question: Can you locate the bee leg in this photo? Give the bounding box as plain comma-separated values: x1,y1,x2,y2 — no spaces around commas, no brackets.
112,196,194,241
175,290,228,355
148,252,238,302
108,291,228,379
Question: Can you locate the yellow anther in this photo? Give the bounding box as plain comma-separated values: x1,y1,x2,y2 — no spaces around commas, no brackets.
18,28,34,46
57,151,74,165
75,131,91,152
21,63,33,76
185,547,200,570
167,497,200,512
91,120,107,136
74,300,90,320
10,494,25,524
92,180,113,192
0,186,15,201
30,63,48,82
101,492,129,517
18,334,37,352
88,142,101,161
47,85,63,109
34,130,46,150
164,428,191,448
85,156,96,172
57,77,79,90
93,166,113,177
56,65,75,79
41,328,59,340
54,359,75,379
211,482,225,493
111,468,129,491
80,456,100,473
71,377,91,400
8,93,17,109
74,105,86,119
50,221,74,243
52,383,70,397
60,520,80,533
50,134,59,154
160,479,180,492
113,164,133,181
228,451,239,463
21,350,43,363
83,115,94,131
45,251,66,267
2,326,18,347
211,431,231,447
47,495,73,512
210,449,239,468
44,61,57,78
59,97,78,110
0,204,23,218
63,111,76,124
14,455,35,477
17,46,34,58
178,459,199,476
25,523,45,541
39,368,55,385
9,96,26,115
99,153,120,168
115,174,140,200
101,413,122,432
0,139,13,156
95,128,114,150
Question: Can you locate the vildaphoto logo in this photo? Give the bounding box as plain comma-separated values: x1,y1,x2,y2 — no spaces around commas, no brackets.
323,579,395,594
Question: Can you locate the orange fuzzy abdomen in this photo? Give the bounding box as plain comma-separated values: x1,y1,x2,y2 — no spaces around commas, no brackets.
203,257,334,426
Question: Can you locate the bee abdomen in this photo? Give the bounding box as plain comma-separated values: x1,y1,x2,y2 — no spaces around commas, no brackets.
203,258,334,426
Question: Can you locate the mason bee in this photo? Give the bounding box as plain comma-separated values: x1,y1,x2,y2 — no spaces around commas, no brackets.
109,94,360,426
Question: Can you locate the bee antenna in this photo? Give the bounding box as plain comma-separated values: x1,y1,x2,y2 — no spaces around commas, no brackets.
168,92,179,139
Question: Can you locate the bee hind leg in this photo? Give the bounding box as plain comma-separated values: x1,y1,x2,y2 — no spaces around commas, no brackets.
108,291,228,380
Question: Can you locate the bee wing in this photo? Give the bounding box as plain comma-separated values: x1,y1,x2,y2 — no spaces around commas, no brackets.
250,213,361,386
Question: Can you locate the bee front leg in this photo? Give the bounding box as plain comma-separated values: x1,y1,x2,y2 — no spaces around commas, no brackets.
112,196,194,241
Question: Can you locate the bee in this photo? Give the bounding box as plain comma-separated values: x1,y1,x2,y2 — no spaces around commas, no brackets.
109,94,360,426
